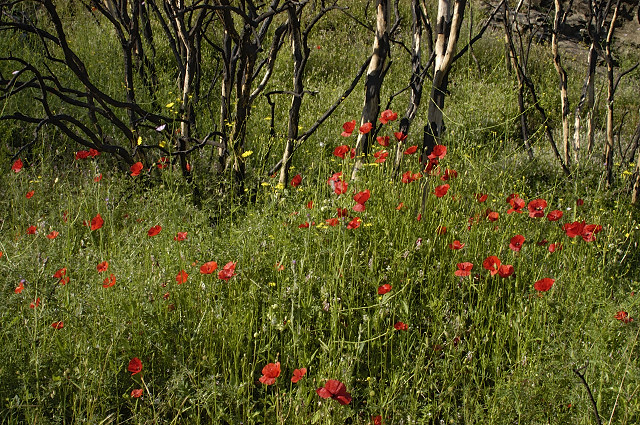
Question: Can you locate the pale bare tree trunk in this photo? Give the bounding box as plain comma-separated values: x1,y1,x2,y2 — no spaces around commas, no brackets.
422,0,466,164
632,117,640,204
279,5,305,187
604,0,621,187
552,0,571,170
352,0,391,180
574,44,597,158
174,3,204,177
218,29,233,173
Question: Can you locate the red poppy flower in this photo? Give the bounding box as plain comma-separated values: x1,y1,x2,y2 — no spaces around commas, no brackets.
102,273,116,288
448,240,465,250
30,297,40,309
401,171,416,184
353,190,370,205
333,180,348,195
291,367,307,383
15,281,24,294
394,321,408,331
563,221,585,238
424,158,439,174
507,197,526,214
90,213,104,231
341,120,356,137
46,231,59,239
157,157,169,169
434,184,450,198
395,202,404,210
506,193,519,203
200,261,218,274
274,262,285,271
147,225,162,237
97,261,108,273
372,415,383,425
174,232,187,241
498,264,514,278
11,159,23,173
476,193,488,203
53,268,67,279
347,217,361,229
75,150,89,160
316,380,352,405
454,262,473,277
128,357,143,375
581,224,602,242
298,221,310,228
131,389,143,398
548,243,563,252
259,362,281,385
428,144,447,160
577,198,584,206
482,256,501,276
327,172,342,185
437,226,447,235
130,162,144,176
333,145,350,158
404,145,417,155
0,251,3,258
416,213,422,221
534,278,554,292
527,199,547,218
25,190,34,199
376,136,390,146
218,261,237,280
359,122,373,134
487,211,499,222
27,225,37,235
394,132,408,142
176,270,188,284
378,283,392,295
373,150,388,163
379,109,398,124
614,311,633,323
290,174,302,187
94,173,103,182
441,169,458,181
336,208,348,218
509,235,525,252
51,321,64,330
547,210,563,221
353,203,366,212
325,218,339,227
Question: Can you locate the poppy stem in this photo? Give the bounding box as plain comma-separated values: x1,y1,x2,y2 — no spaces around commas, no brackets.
573,363,602,425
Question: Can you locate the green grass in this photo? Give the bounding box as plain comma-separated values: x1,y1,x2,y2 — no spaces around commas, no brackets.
2,124,640,424
2,1,640,424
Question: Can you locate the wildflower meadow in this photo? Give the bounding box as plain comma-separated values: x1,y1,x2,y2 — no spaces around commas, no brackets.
1,1,640,424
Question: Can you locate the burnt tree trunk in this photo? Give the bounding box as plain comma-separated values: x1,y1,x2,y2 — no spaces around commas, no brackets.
552,0,571,170
422,0,466,165
352,0,391,180
393,0,430,176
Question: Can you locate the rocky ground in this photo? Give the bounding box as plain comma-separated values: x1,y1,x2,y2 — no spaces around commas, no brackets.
486,0,639,63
